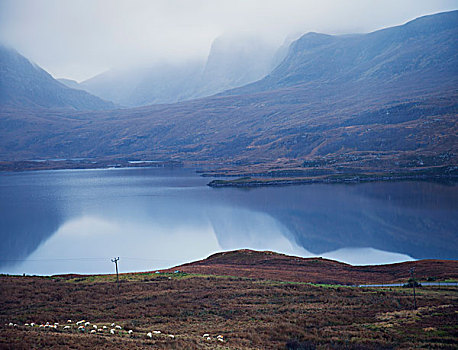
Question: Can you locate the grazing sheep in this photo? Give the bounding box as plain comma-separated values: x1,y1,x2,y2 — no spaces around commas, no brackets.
78,326,85,332
153,330,161,334
218,338,224,342
54,323,59,326
24,323,29,326
111,323,115,327
206,337,211,341
93,325,97,329
203,333,209,337
13,324,18,327
168,334,175,339
103,326,107,329
30,323,35,327
128,330,133,335
98,328,103,332
110,329,115,335
115,325,122,330
63,326,70,330
90,330,96,334
84,322,90,327
76,320,85,325
146,332,152,338
67,320,72,323
8,323,13,327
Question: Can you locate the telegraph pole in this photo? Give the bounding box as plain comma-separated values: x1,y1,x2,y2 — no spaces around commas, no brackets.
409,267,417,309
111,257,120,291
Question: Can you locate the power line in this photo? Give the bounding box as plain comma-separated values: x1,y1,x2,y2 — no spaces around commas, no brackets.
0,256,178,263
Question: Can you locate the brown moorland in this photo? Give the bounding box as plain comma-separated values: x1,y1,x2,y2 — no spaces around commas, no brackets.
1,250,457,349
163,250,458,285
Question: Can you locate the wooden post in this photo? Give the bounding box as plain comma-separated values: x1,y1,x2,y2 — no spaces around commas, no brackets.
111,257,120,291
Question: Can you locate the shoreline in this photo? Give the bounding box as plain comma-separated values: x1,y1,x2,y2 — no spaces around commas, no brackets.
207,170,458,187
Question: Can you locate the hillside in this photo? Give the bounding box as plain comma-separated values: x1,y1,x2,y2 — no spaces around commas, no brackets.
0,45,114,111
1,250,457,349
166,250,458,285
224,11,458,96
77,35,279,107
0,11,457,169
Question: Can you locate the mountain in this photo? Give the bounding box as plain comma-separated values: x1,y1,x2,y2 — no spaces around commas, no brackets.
224,10,458,96
0,45,114,110
78,35,280,107
0,11,456,167
57,78,81,90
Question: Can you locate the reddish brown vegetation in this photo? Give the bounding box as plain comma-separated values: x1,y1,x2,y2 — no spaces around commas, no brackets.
163,250,458,285
1,251,457,349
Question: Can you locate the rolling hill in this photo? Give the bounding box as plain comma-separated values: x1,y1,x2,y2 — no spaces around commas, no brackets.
166,249,458,285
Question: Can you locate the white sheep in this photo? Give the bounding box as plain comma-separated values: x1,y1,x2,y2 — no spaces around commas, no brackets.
111,323,115,327
24,323,29,326
30,323,35,327
54,323,59,326
203,333,209,337
146,332,152,338
67,320,72,323
103,325,107,329
153,330,161,334
168,334,175,339
84,322,90,327
206,337,211,341
115,325,122,330
128,330,133,334
110,329,115,335
76,320,85,325
90,330,96,334
8,323,13,327
63,326,70,330
93,325,97,329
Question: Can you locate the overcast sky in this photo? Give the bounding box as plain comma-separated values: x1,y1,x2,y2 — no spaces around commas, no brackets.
0,0,457,82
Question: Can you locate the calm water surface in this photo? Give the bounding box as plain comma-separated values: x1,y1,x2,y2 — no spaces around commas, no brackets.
0,167,456,275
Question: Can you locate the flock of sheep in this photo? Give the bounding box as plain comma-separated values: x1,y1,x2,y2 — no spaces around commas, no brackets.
5,320,225,343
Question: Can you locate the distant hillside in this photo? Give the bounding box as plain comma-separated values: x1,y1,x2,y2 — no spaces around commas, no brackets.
166,249,458,285
78,35,280,107
224,10,458,97
0,46,114,110
0,11,456,166
57,78,81,90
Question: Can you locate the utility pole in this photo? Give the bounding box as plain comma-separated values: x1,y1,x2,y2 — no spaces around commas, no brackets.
111,257,120,291
409,267,417,309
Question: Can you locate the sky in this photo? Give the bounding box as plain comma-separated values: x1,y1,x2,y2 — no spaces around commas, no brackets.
0,0,457,82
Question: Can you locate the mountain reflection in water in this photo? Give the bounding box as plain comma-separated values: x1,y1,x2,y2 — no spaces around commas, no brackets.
0,168,456,275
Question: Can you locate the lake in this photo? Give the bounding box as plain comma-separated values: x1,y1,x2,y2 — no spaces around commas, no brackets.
0,167,456,275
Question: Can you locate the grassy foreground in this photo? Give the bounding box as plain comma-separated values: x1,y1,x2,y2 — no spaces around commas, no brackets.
1,270,457,349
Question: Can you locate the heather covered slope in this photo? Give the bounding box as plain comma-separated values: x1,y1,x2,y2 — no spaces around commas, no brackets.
167,250,458,285
0,45,114,111
0,251,457,349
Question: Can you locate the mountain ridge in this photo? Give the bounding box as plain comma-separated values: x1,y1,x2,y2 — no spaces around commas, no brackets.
0,45,115,111
0,11,456,169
